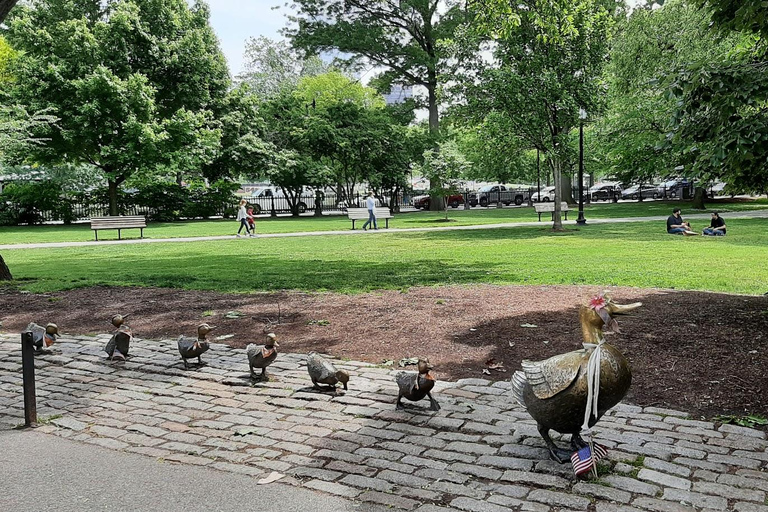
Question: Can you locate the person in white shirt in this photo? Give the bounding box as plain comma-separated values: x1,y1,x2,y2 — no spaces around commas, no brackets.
362,191,377,230
236,199,254,237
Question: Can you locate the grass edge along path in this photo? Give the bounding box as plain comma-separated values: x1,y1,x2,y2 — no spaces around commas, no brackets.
3,218,768,296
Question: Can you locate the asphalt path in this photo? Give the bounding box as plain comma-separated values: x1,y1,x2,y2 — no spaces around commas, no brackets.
0,429,357,512
1,209,767,251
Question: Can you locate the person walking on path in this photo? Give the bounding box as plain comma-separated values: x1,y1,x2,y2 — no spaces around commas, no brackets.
362,191,378,231
236,199,255,238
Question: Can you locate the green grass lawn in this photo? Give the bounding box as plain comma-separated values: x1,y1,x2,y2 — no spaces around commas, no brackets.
4,218,767,295
0,197,766,245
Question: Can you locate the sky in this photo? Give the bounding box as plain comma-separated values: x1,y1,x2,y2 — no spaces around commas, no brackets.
207,0,290,78
207,0,647,79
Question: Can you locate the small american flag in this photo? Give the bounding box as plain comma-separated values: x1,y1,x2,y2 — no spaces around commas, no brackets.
571,443,608,477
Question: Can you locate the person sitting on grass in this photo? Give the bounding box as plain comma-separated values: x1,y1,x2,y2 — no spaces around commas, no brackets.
666,208,697,235
702,212,726,236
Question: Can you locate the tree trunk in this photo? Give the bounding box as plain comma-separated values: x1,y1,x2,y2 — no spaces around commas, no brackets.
560,178,575,205
0,254,12,281
0,0,19,24
692,186,707,210
108,179,119,216
551,157,564,230
427,77,444,212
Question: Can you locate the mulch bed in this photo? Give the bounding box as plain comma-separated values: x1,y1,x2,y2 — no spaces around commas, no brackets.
1,284,766,422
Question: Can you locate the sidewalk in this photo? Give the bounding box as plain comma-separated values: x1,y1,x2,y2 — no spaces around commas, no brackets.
0,429,357,512
2,209,767,251
1,333,766,511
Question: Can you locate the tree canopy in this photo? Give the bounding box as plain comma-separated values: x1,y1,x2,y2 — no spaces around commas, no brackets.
285,0,466,134
6,0,229,214
450,0,619,228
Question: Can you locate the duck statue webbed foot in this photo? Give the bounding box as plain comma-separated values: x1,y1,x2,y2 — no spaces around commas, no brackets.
395,358,440,411
512,295,642,463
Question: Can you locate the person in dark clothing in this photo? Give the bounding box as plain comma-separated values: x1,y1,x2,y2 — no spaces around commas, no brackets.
666,208,696,235
702,212,726,236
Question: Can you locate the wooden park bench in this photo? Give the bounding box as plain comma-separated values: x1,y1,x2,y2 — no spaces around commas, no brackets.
534,202,571,222
347,207,393,230
90,215,147,240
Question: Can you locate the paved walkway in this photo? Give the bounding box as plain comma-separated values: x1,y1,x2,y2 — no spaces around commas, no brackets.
1,334,767,512
2,209,767,251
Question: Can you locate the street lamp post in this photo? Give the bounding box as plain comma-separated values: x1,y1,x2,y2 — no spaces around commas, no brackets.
577,108,587,225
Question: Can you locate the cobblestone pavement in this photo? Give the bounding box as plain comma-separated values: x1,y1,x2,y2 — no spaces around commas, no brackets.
1,334,767,512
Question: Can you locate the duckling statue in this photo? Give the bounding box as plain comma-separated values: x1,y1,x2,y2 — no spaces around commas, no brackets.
395,358,440,411
104,314,133,361
246,333,279,381
177,323,214,369
25,322,59,354
306,352,349,392
511,294,641,463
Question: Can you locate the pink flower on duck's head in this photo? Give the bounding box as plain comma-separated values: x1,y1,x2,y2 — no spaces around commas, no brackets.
589,295,607,310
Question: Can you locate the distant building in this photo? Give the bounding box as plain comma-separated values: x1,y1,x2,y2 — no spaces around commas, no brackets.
383,85,413,105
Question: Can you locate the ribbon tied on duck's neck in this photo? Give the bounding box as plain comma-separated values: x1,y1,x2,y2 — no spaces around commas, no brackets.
579,294,614,477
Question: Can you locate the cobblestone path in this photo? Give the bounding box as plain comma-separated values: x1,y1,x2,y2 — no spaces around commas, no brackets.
1,334,767,512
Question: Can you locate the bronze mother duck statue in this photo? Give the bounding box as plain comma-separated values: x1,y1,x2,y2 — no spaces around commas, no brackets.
512,294,641,463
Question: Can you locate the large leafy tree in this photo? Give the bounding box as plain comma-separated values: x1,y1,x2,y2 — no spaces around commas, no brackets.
455,115,539,185
595,0,739,199
257,92,330,216
665,0,768,198
6,0,229,215
451,0,618,229
237,36,328,99
285,0,465,136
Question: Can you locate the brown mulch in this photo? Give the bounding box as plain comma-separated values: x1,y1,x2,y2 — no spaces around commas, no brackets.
1,284,767,422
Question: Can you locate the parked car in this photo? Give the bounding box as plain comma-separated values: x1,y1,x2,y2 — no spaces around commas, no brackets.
621,185,659,200
247,186,309,214
413,193,465,209
530,186,556,202
656,179,685,198
476,184,530,207
589,183,621,201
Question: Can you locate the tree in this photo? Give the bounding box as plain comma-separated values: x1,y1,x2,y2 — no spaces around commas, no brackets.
664,0,768,199
238,36,328,99
594,0,740,205
202,83,271,182
258,92,330,216
0,0,18,24
294,72,389,203
416,140,471,219
285,0,465,135
6,0,229,215
450,0,618,229
455,115,539,185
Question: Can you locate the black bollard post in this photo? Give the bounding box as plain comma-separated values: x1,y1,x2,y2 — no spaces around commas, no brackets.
21,331,37,427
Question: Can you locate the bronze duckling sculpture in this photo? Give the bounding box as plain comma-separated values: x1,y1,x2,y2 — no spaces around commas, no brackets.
25,322,59,354
395,358,440,411
104,314,133,361
306,352,349,392
511,294,641,463
177,323,214,369
246,333,279,381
